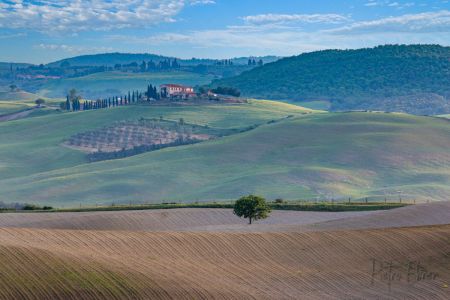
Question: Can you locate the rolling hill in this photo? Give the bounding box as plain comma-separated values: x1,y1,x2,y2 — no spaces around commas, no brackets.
0,89,43,102
47,52,178,67
0,100,314,181
0,103,449,206
213,44,450,115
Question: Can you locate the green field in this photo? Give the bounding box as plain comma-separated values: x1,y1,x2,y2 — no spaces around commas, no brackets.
288,100,332,111
0,88,62,116
0,90,42,102
0,101,31,115
0,100,314,180
0,102,448,207
38,71,215,98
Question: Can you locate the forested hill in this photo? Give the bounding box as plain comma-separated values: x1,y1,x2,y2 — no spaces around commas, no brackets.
213,45,450,115
47,53,280,67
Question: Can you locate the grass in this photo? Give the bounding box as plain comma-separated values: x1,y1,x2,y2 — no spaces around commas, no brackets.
0,101,31,114
0,90,42,102
38,71,215,98
289,100,331,111
0,107,448,207
0,100,313,180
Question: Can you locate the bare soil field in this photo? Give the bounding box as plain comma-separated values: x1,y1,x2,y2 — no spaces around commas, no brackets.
311,201,450,231
0,203,448,299
0,209,376,232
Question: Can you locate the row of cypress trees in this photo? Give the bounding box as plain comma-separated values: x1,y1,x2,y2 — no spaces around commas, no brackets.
63,83,169,112
64,90,145,111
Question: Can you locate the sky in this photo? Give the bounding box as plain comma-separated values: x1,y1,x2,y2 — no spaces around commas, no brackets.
0,0,450,64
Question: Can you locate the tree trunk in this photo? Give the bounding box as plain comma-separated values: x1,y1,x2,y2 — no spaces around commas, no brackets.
249,217,252,225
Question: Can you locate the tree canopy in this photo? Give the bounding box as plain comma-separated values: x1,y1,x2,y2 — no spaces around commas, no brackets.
233,195,271,224
34,98,45,107
214,44,450,114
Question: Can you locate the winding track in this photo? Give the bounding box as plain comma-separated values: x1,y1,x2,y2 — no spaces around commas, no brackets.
0,108,36,122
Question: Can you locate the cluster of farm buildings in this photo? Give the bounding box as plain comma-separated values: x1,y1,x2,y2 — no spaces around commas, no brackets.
157,84,227,101
160,84,196,99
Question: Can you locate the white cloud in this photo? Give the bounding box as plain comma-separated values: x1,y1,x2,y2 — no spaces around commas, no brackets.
330,10,450,34
0,0,206,32
364,1,415,9
114,10,450,57
189,0,215,5
242,13,351,26
365,1,380,7
0,32,26,39
34,43,113,54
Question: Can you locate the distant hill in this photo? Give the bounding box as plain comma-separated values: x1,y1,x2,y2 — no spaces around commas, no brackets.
213,45,450,115
47,53,176,67
47,53,279,68
0,62,33,69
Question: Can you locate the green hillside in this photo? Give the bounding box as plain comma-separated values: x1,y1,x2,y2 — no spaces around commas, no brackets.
0,90,42,102
0,100,313,180
213,45,450,115
0,101,30,115
38,71,215,98
0,106,448,206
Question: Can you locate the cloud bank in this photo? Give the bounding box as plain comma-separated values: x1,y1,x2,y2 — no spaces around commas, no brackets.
0,0,211,32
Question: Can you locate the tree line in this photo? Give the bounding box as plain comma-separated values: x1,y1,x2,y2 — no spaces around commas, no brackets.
114,59,181,72
60,85,163,111
87,137,199,162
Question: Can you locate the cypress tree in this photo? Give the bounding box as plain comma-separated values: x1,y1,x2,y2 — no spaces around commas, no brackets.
66,96,71,111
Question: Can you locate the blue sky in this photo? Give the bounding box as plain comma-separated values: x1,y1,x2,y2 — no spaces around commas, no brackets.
0,0,450,63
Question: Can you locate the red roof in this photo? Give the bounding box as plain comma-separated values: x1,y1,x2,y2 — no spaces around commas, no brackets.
160,84,192,88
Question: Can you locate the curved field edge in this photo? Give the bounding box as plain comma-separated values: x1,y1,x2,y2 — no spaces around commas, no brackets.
0,225,448,299
0,202,447,232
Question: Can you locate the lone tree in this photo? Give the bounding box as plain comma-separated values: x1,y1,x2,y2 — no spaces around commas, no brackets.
233,195,271,224
34,98,45,107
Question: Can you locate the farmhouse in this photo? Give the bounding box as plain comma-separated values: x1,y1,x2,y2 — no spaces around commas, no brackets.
160,84,195,99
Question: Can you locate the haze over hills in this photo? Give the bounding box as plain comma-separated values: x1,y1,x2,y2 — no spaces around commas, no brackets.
214,45,450,115
0,53,279,99
46,53,280,67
